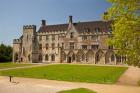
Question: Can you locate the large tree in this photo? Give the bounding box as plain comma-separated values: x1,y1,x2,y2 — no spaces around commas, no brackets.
0,44,12,62
104,0,140,67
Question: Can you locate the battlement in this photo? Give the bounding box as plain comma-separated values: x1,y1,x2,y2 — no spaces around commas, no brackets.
23,25,36,29
13,39,21,44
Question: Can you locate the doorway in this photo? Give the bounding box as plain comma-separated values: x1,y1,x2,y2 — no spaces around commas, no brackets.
68,57,72,63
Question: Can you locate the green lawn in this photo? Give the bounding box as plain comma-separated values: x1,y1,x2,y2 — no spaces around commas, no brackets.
0,62,34,69
0,64,127,84
57,88,96,93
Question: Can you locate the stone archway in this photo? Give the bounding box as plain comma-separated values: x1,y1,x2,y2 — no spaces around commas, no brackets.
105,50,115,64
51,54,55,61
86,50,94,63
95,50,105,64
38,54,42,62
67,51,75,63
76,50,85,62
28,54,31,61
45,54,49,61
61,51,66,63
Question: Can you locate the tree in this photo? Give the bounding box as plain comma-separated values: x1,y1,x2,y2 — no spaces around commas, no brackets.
104,0,140,67
0,44,12,62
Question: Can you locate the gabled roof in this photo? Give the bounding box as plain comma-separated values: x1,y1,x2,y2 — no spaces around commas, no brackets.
38,21,111,33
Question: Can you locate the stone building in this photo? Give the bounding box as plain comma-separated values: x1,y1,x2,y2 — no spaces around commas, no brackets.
13,16,126,65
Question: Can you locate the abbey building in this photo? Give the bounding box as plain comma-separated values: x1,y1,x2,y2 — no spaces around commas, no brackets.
13,16,126,65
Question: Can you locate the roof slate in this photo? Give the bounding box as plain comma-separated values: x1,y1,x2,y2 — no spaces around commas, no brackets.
38,21,111,33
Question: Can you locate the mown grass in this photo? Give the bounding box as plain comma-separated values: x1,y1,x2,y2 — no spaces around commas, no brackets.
0,64,127,84
57,88,96,93
0,62,34,69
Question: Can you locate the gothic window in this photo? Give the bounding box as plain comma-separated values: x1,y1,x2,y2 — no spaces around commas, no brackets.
70,43,74,49
108,45,113,49
62,43,64,49
39,36,42,41
111,54,115,61
84,28,90,33
39,54,42,61
52,43,55,49
82,54,85,61
51,54,55,61
23,47,25,56
116,55,121,62
70,32,74,38
82,45,87,49
45,54,49,61
62,51,66,61
91,45,99,50
82,36,87,40
52,35,55,41
14,53,18,61
28,54,30,61
46,43,49,49
39,44,42,50
92,35,98,41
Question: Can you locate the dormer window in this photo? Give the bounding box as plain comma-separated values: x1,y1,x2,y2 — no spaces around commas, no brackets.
95,28,100,33
84,28,90,34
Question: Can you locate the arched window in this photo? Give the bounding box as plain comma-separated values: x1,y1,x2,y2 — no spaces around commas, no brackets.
116,55,121,62
82,54,85,61
95,28,100,33
51,54,55,61
14,53,18,62
39,55,42,61
70,32,74,38
111,54,115,61
45,54,49,61
96,53,100,61
28,54,30,61
62,51,66,61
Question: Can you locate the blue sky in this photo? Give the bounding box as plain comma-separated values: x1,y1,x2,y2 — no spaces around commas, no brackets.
0,0,111,45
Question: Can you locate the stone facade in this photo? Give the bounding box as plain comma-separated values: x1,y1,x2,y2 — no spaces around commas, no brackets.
13,16,126,65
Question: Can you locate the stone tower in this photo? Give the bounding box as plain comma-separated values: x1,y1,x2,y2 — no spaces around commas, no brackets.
21,25,38,62
13,39,21,62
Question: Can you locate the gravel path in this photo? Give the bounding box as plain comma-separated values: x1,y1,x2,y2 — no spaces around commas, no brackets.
0,76,140,93
117,66,140,86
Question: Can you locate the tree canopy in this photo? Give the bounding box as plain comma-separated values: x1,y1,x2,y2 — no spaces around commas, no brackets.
0,44,12,62
104,0,140,67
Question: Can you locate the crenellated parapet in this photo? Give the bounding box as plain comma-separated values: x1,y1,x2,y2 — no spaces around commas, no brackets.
13,39,21,44
23,25,36,30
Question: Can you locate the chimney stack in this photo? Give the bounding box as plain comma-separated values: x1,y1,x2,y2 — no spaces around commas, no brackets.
69,15,73,23
41,20,46,26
